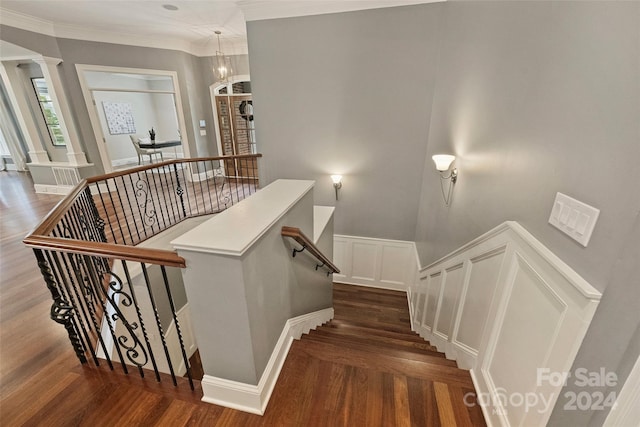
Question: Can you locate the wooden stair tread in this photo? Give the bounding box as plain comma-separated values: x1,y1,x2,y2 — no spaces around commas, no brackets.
308,327,444,356
304,331,456,367
326,319,427,342
332,282,407,297
291,339,474,389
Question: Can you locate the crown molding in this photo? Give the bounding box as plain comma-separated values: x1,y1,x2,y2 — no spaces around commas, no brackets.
0,7,248,57
0,8,56,35
237,0,445,22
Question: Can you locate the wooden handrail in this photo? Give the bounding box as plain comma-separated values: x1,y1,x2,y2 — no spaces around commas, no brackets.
281,226,340,274
28,179,90,237
24,235,186,268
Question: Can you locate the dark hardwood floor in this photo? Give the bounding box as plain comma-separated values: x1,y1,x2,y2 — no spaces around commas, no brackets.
0,171,485,426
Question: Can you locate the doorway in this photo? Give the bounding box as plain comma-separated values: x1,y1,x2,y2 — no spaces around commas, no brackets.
77,65,190,173
211,78,256,177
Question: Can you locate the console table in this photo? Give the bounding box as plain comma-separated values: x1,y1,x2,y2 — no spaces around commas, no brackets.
138,140,181,149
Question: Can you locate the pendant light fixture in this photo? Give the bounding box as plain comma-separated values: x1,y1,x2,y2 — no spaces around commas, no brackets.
214,30,233,83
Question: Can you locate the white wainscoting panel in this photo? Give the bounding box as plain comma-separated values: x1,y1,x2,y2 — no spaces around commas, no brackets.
333,235,416,291
423,272,442,332
408,221,601,427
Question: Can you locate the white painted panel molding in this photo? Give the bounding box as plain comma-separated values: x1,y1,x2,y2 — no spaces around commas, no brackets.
333,235,416,291
407,221,601,427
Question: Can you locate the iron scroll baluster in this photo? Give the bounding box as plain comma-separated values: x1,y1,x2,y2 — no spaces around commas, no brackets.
34,249,87,364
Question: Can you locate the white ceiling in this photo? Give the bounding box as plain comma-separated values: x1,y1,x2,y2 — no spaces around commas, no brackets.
0,0,442,57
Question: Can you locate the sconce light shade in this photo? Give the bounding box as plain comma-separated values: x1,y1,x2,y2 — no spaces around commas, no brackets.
432,155,456,172
331,175,342,200
432,154,458,207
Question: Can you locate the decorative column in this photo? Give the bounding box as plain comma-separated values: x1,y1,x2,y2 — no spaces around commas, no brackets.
33,57,88,165
0,61,50,164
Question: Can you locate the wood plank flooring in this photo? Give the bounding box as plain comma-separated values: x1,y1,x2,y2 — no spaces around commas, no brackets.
1,171,486,426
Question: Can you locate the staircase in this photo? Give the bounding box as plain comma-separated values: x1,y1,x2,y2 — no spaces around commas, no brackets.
269,283,487,426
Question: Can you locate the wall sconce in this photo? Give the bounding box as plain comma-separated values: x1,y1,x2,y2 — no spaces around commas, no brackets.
331,175,343,200
432,154,458,206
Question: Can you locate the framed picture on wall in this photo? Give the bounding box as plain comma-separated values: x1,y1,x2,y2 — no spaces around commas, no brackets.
103,101,136,135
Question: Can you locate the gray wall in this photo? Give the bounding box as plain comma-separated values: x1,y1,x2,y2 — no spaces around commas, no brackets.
246,2,639,424
415,0,639,294
247,4,443,241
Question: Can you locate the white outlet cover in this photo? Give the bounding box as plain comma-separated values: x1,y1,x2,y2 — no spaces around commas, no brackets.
549,192,600,247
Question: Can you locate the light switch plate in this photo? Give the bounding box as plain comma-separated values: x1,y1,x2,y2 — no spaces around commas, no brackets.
199,129,206,136
549,192,600,247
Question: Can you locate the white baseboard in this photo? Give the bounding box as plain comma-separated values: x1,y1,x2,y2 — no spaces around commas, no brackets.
111,156,139,167
333,235,416,291
34,183,73,195
0,163,17,171
200,307,333,415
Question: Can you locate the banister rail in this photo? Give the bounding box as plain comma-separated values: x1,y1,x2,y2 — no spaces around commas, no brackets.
281,226,340,275
23,154,262,392
23,235,186,268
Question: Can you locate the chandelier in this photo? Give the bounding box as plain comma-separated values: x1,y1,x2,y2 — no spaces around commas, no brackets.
214,30,233,83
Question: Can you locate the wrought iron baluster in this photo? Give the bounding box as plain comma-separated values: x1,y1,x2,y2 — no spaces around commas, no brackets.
112,177,135,245
194,161,205,215
134,171,158,236
105,178,128,244
81,254,116,370
160,265,194,390
34,249,87,364
179,162,194,217
51,251,99,365
89,262,130,374
95,181,118,244
119,176,141,244
159,164,178,225
151,165,170,229
84,187,108,243
240,158,247,200
121,260,161,382
200,161,212,213
140,263,177,386
174,162,187,218
99,268,150,375
77,191,103,243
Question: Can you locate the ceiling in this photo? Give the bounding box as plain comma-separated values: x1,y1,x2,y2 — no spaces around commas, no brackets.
0,0,442,57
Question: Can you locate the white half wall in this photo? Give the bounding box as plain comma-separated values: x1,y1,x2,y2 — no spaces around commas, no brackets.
407,221,602,427
333,235,418,291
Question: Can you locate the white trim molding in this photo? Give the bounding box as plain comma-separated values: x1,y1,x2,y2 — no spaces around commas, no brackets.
200,307,333,415
33,183,73,195
407,221,602,427
238,0,444,22
604,355,640,427
333,235,417,291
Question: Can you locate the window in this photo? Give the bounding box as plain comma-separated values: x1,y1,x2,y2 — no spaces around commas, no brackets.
31,78,66,146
